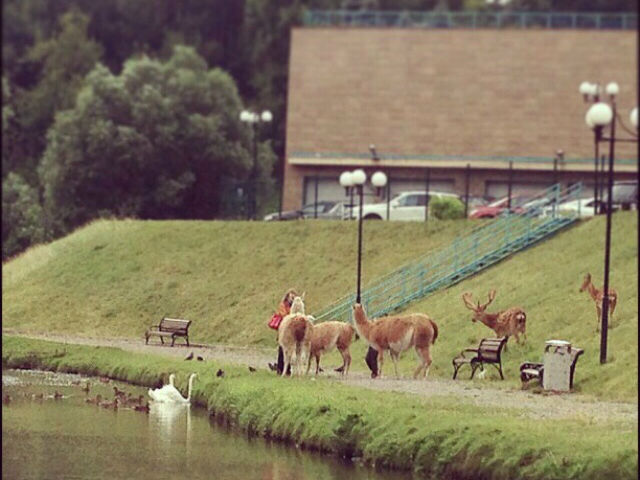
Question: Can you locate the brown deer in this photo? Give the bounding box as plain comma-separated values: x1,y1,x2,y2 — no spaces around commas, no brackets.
461,290,527,346
352,303,438,379
579,273,617,332
306,321,357,376
278,296,314,377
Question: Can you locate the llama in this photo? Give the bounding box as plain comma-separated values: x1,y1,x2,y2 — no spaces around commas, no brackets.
461,290,526,345
278,296,314,377
306,321,356,376
579,273,617,332
352,303,438,379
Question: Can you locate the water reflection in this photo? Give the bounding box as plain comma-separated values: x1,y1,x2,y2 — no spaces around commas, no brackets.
3,369,410,480
148,401,192,456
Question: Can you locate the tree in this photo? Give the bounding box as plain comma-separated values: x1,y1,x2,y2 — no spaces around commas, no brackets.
2,172,45,259
39,46,274,235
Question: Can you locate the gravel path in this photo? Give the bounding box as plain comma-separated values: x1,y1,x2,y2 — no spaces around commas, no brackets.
6,331,637,425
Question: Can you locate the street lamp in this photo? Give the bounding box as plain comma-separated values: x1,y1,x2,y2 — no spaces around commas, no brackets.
240,109,272,220
339,168,387,303
580,81,638,364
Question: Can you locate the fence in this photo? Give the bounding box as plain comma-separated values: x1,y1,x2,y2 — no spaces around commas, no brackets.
313,182,583,323
303,10,637,30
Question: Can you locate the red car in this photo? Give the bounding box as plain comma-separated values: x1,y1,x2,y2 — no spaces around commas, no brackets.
469,196,527,219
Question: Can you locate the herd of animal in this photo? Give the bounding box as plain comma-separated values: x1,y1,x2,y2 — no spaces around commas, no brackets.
276,272,618,379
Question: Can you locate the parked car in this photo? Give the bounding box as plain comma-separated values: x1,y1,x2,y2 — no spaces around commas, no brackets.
468,196,528,219
263,201,345,221
347,191,460,221
541,197,599,218
601,181,638,212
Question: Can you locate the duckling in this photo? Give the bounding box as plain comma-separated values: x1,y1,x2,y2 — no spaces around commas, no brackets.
197,356,204,361
81,382,90,394
113,386,126,398
125,394,144,406
184,352,194,361
216,368,225,378
85,394,102,405
53,390,63,400
3,394,11,405
100,398,119,410
31,393,44,401
133,402,150,413
248,366,257,373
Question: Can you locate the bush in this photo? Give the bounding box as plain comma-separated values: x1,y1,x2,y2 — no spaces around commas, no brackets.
430,196,464,220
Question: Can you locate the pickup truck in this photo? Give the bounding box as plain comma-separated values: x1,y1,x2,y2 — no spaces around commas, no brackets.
347,191,460,221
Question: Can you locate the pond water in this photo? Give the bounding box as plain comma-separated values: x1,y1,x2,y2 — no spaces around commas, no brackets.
2,369,408,480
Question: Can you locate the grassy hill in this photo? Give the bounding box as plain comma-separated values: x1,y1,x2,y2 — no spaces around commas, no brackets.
3,213,638,401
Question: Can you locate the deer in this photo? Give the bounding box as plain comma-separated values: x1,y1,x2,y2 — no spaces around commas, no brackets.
278,295,314,377
461,290,527,347
352,303,438,379
305,321,357,376
579,273,617,332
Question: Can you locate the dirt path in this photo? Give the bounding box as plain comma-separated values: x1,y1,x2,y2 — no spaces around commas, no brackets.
6,331,637,424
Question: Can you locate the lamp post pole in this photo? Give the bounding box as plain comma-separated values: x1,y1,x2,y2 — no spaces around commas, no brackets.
356,182,364,302
599,99,616,364
240,109,273,220
340,168,387,304
580,81,638,364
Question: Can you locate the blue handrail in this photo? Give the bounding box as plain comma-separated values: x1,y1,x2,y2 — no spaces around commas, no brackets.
303,10,637,30
313,183,582,323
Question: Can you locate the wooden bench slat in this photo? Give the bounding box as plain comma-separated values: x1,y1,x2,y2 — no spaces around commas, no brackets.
452,337,507,380
145,317,192,347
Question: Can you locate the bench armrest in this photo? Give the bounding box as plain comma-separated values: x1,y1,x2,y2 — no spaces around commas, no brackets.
457,348,479,358
147,325,161,331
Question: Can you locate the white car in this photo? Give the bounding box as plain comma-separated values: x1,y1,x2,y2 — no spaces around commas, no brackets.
347,191,460,221
541,197,598,218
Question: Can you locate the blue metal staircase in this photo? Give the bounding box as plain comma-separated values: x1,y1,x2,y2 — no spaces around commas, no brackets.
313,183,583,323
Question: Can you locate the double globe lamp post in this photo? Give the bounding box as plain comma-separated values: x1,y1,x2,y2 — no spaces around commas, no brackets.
339,169,387,303
240,109,273,220
579,81,638,364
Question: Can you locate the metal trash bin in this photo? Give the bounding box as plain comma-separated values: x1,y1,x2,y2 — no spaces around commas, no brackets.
543,340,573,392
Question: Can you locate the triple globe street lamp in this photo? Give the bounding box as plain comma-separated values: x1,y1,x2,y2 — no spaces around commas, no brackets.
579,80,638,364
339,168,387,304
240,109,273,220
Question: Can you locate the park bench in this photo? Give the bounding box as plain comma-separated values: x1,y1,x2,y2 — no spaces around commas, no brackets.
145,318,192,347
452,337,507,380
520,347,584,389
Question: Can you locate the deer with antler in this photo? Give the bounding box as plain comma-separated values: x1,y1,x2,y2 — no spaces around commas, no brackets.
462,290,527,346
579,273,617,333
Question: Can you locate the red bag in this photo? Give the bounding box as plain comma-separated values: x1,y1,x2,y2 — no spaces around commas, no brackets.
268,313,283,330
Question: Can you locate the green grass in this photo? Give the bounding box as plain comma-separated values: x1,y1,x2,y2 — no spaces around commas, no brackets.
2,213,638,401
3,335,637,480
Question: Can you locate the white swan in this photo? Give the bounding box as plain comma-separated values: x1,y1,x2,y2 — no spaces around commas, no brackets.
148,373,197,404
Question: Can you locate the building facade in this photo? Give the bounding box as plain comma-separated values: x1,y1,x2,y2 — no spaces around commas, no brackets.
283,23,637,209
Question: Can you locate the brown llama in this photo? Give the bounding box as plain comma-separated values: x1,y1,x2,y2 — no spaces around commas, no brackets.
579,273,618,332
278,296,314,377
352,303,438,379
461,290,526,346
306,321,356,376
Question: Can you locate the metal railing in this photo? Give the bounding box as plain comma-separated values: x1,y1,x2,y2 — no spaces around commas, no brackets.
303,10,637,30
290,151,638,166
313,182,583,323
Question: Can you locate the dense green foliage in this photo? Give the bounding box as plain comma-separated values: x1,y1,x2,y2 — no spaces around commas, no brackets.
38,46,273,236
430,196,465,219
3,213,637,401
3,335,637,480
